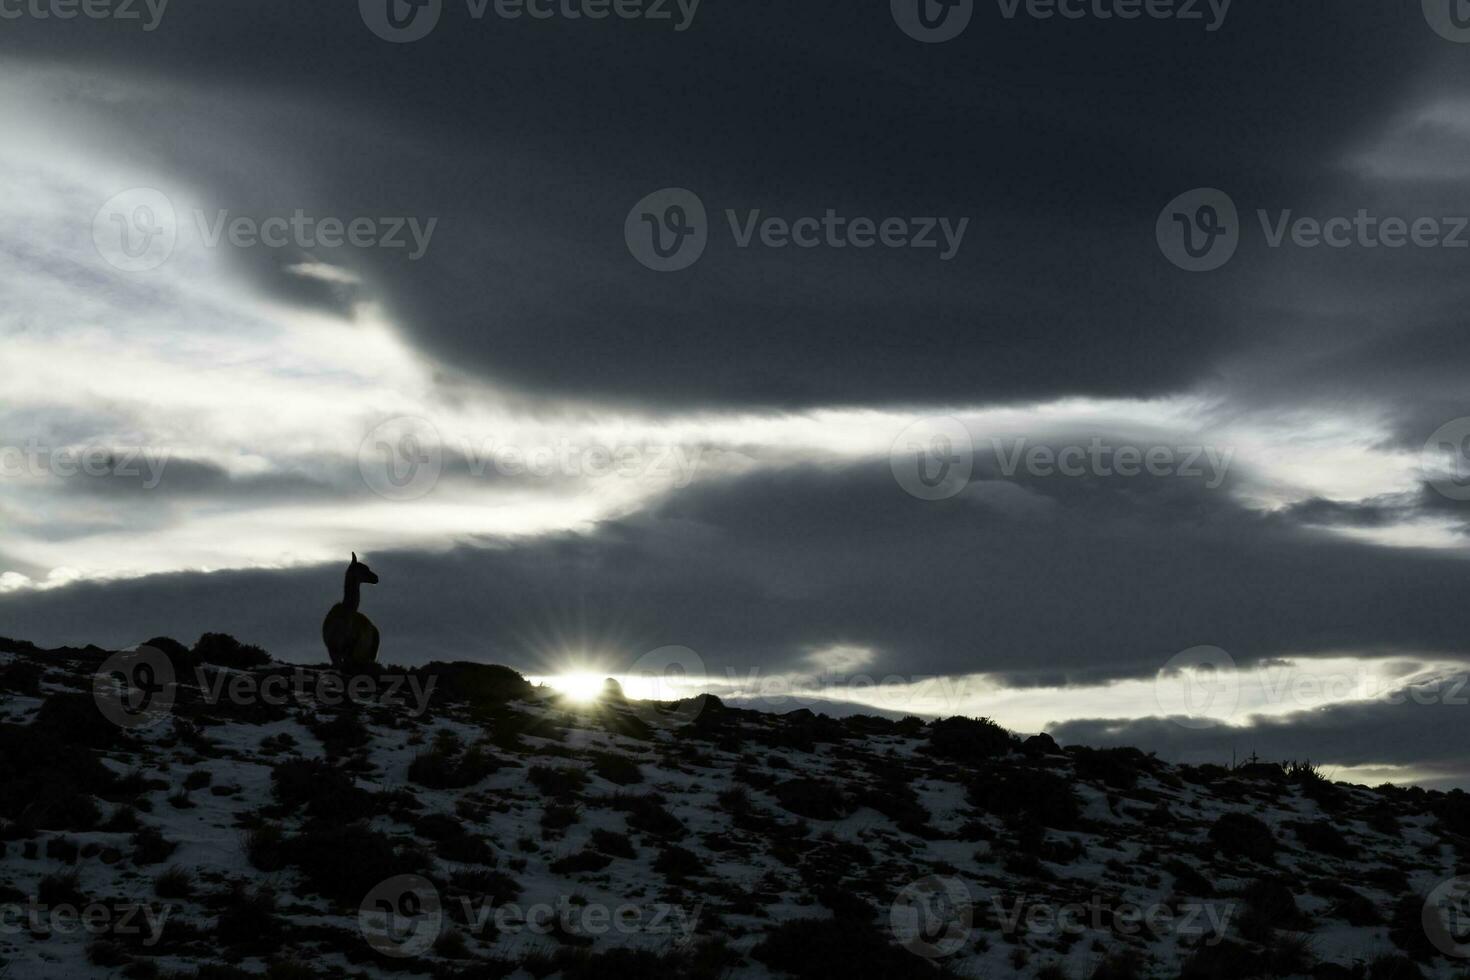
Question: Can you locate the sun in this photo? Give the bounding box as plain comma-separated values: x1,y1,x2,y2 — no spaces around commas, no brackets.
548,671,607,703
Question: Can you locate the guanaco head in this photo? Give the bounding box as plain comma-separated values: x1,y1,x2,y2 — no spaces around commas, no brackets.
349,551,380,586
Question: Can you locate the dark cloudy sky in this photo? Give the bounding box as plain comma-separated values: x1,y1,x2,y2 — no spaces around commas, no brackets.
3,1,1470,785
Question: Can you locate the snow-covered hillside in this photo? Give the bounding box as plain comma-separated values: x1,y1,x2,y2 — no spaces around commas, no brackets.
1,634,1468,980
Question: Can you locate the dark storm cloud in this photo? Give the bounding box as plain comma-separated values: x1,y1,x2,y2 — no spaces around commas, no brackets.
0,1,1441,410
4,451,1468,683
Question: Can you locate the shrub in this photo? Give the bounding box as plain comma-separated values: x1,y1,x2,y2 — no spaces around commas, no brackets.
37,871,86,906
590,829,636,858
653,844,705,880
550,850,613,874
1069,746,1151,789
1179,940,1266,980
1163,857,1213,896
214,882,282,953
407,739,501,790
773,778,850,821
155,866,193,899
595,792,685,839
192,633,271,669
1289,819,1352,858
1368,954,1426,980
927,716,1013,763
242,822,288,872
754,915,925,979
589,752,643,786
968,767,1080,829
270,759,375,822
280,822,429,908
529,765,591,799
1207,812,1275,864
131,825,177,865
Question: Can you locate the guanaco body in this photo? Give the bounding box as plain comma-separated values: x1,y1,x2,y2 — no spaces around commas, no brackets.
322,553,380,667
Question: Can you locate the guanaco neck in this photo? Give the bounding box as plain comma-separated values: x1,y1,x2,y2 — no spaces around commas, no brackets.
342,567,361,612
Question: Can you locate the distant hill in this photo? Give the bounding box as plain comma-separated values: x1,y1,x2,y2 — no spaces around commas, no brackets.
0,635,1467,979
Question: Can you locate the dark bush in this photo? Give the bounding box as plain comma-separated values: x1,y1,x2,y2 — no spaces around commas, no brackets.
968,767,1081,829
773,778,850,821
1070,746,1152,789
414,661,533,705
1289,819,1353,858
589,752,643,786
1368,954,1426,980
529,765,591,799
653,844,705,880
550,849,613,874
1207,812,1275,864
1180,943,1267,980
131,825,177,865
408,739,501,789
927,716,1013,763
192,633,271,669
280,821,428,908
270,759,374,822
754,915,920,979
590,829,636,858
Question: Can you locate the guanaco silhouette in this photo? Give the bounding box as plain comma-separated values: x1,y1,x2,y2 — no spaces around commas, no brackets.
322,552,380,668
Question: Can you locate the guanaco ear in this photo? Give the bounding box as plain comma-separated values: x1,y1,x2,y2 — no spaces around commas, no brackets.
351,551,357,564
